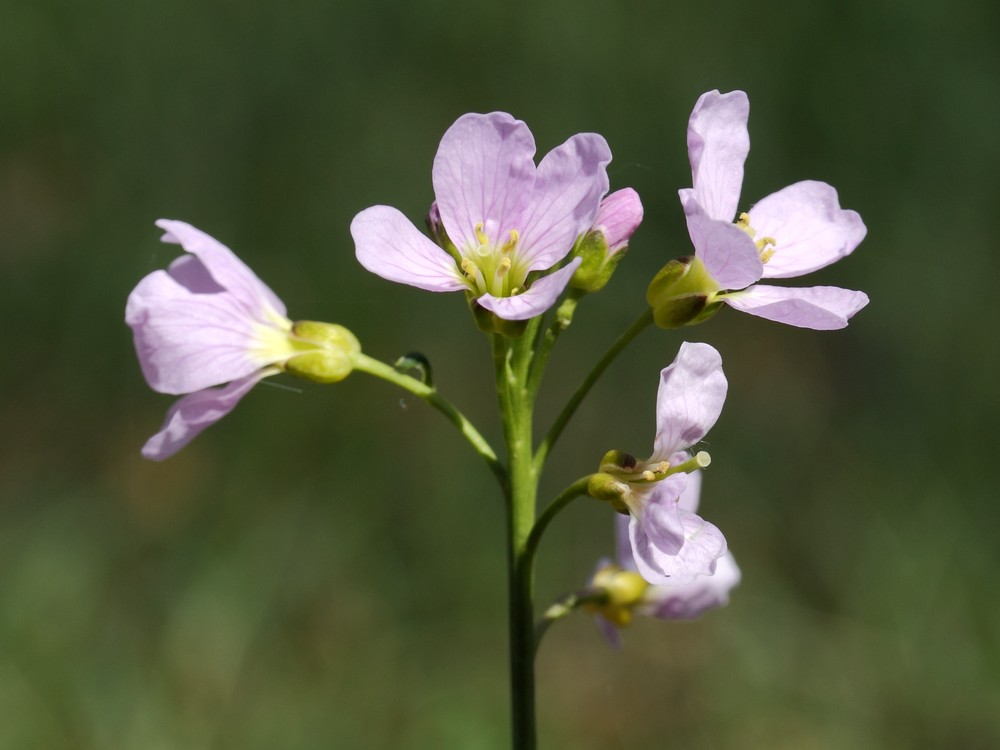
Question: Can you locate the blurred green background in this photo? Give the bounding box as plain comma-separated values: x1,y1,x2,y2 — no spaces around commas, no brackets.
2,0,998,747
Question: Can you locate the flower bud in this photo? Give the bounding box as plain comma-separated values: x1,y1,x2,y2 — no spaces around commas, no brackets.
587,472,631,514
284,321,361,383
426,201,460,261
646,256,723,329
585,564,650,627
570,188,643,293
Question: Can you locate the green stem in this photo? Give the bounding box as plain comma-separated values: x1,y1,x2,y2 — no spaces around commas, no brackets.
493,334,538,750
534,308,653,473
354,353,507,488
524,475,592,578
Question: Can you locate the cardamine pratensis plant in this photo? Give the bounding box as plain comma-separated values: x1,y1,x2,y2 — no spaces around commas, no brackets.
126,89,868,749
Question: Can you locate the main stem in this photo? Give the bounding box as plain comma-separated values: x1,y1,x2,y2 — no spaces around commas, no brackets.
494,333,538,750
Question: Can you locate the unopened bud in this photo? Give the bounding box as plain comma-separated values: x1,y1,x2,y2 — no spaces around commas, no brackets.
570,188,643,293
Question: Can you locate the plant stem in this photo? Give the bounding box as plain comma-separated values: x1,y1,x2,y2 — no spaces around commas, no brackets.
534,308,653,473
354,353,507,488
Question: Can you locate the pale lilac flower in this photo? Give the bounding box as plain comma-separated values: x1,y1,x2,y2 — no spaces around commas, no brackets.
588,472,740,646
126,220,359,460
352,112,612,320
608,342,729,585
679,89,869,330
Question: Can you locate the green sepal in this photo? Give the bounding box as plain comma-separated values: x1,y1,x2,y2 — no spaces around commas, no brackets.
569,230,625,293
646,256,722,329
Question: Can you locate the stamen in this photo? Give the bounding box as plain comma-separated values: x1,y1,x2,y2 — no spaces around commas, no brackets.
756,236,777,263
496,257,512,276
474,222,489,246
460,258,478,278
736,212,757,238
501,229,520,254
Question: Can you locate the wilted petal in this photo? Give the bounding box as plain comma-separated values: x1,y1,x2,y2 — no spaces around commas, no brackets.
682,199,763,290
643,551,741,620
630,508,726,585
517,132,612,271
156,219,287,319
593,187,643,255
652,342,728,459
126,270,280,394
476,257,581,320
686,90,750,222
352,205,467,292
141,372,268,461
724,284,869,330
432,112,536,252
750,181,868,279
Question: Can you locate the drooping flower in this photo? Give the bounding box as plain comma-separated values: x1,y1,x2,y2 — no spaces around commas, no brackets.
588,342,729,585
569,187,644,293
351,112,613,322
650,89,869,330
126,220,360,460
586,478,741,646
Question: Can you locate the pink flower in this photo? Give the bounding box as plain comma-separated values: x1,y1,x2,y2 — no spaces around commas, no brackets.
679,90,869,330
126,220,358,460
352,112,613,320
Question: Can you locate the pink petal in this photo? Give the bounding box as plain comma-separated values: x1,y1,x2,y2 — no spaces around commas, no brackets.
351,206,467,292
432,112,536,253
476,257,581,320
682,196,763,290
643,551,741,620
749,181,868,279
593,187,644,255
517,132,612,271
724,284,870,330
141,372,267,460
126,270,277,394
686,90,750,222
677,464,703,514
652,342,728,459
155,220,287,319
629,508,727,585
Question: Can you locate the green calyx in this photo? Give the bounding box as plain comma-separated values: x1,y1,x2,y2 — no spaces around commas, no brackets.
569,230,626,293
646,256,723,329
283,321,361,383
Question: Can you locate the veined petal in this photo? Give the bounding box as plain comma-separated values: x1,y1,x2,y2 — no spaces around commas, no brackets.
634,474,690,556
652,342,728,459
517,132,612,271
750,181,868,279
630,508,726,585
677,463,703,514
155,220,287,320
682,198,763,290
351,206,467,292
642,551,741,620
476,257,581,320
686,90,750,222
141,372,268,460
432,112,536,252
724,284,870,330
126,270,286,394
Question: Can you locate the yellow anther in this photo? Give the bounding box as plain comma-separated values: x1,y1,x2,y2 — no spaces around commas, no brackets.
497,256,512,276
756,236,777,263
736,212,756,238
474,222,489,246
501,229,520,253
460,258,478,278
509,286,521,295
641,470,655,481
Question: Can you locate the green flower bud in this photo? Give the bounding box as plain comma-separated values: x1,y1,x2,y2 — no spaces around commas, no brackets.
646,256,723,329
284,321,361,384
569,230,624,293
587,472,631,514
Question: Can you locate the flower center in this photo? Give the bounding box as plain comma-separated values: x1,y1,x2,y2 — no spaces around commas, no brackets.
458,222,526,298
735,212,777,263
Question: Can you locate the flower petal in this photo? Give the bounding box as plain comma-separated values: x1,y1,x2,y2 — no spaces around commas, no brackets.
642,551,741,620
517,132,612,271
351,205,467,292
677,463,703,514
432,112,536,252
126,270,280,394
155,220,287,320
686,90,750,222
593,187,644,255
629,508,726,585
724,284,870,330
476,257,581,320
749,181,868,279
652,342,728,459
681,196,763,290
141,372,268,460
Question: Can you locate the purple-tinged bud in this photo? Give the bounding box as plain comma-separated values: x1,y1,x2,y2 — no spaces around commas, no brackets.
570,188,644,293
425,201,460,260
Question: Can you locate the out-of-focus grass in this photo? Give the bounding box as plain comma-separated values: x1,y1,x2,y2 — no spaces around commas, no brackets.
2,0,998,747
